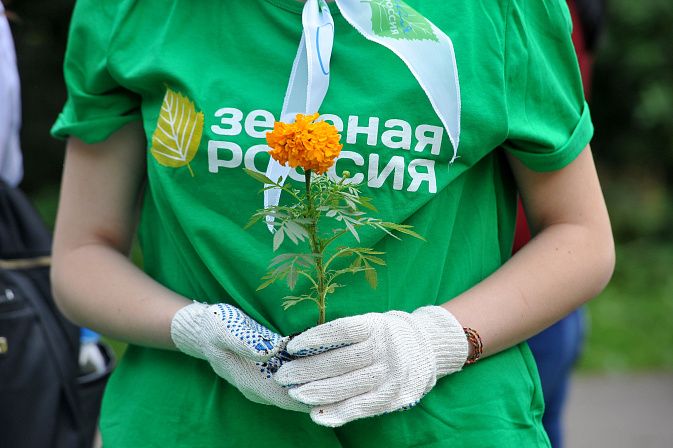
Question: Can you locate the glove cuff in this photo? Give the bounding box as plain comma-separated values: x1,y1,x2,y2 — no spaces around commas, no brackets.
171,302,209,359
412,306,469,378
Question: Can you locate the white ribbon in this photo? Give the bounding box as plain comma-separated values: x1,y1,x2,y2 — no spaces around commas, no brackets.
264,0,461,229
264,0,334,218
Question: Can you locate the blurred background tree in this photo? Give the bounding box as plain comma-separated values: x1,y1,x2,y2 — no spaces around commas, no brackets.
591,0,673,242
579,0,673,372
6,0,673,371
8,0,71,196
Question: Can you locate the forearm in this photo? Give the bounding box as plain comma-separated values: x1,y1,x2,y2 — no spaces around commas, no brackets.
443,147,615,358
443,222,613,358
52,243,189,350
51,123,190,350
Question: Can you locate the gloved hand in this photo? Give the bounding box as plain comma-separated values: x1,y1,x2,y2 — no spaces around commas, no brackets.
274,306,468,426
171,302,308,413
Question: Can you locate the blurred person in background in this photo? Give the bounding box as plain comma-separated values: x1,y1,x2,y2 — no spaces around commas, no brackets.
519,1,605,446
0,0,23,188
1,3,108,446
1,0,107,377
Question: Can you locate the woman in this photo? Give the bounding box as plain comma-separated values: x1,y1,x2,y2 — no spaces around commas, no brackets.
51,0,614,446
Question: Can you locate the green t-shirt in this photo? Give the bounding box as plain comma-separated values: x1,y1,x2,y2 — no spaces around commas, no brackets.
53,0,592,446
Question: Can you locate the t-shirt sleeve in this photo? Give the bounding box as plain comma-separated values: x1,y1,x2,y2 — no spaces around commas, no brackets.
502,0,593,172
51,0,140,143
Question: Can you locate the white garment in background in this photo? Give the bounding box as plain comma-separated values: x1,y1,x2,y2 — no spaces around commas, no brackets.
0,3,23,186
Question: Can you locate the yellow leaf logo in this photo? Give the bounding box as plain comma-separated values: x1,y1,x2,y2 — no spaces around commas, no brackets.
150,88,204,177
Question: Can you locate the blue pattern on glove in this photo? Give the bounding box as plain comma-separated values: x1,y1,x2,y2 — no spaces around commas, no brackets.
397,400,420,412
214,303,283,356
292,342,350,357
257,350,295,379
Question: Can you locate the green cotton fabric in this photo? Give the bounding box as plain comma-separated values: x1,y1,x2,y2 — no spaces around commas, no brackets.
52,0,592,446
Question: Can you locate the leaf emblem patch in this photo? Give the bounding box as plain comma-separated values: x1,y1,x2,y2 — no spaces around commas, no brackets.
150,88,204,177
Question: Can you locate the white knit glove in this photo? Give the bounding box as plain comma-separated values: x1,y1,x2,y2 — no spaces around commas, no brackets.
274,306,468,426
171,302,308,413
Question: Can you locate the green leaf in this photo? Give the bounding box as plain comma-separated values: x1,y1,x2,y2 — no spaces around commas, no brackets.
269,253,295,266
269,260,292,278
283,225,298,244
297,254,318,268
363,219,400,240
244,168,276,185
269,254,315,274
383,223,426,241
363,254,386,266
357,196,378,212
284,221,309,243
325,283,343,295
273,228,285,251
292,218,313,225
282,295,315,310
323,229,349,249
264,210,290,220
329,266,370,281
336,247,355,258
360,248,385,255
256,275,276,291
287,263,298,290
364,263,378,289
344,218,360,242
244,213,264,230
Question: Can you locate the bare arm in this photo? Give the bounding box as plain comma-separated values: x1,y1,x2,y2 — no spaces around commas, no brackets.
443,146,615,357
51,121,189,350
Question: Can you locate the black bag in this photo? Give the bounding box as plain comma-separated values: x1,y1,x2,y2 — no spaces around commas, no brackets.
0,181,114,448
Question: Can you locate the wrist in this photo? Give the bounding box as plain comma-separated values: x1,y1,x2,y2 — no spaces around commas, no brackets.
463,327,483,365
171,302,209,359
411,306,468,377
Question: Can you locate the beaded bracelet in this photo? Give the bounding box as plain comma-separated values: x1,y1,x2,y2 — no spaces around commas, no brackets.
463,327,483,365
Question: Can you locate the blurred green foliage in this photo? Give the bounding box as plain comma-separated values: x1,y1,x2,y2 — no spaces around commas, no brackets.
580,242,673,371
577,1,673,372
8,0,72,195
591,0,673,241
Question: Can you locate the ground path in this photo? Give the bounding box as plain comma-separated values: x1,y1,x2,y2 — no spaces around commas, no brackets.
565,373,673,447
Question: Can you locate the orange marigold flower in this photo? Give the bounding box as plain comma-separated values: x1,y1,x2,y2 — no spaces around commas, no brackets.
266,113,343,175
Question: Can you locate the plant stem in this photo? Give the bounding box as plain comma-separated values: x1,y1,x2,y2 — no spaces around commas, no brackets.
305,171,327,325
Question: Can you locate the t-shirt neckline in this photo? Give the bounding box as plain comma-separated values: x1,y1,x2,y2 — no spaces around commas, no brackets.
262,0,342,16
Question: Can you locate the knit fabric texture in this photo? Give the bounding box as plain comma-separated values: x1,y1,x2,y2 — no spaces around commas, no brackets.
275,305,468,426
171,302,308,412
